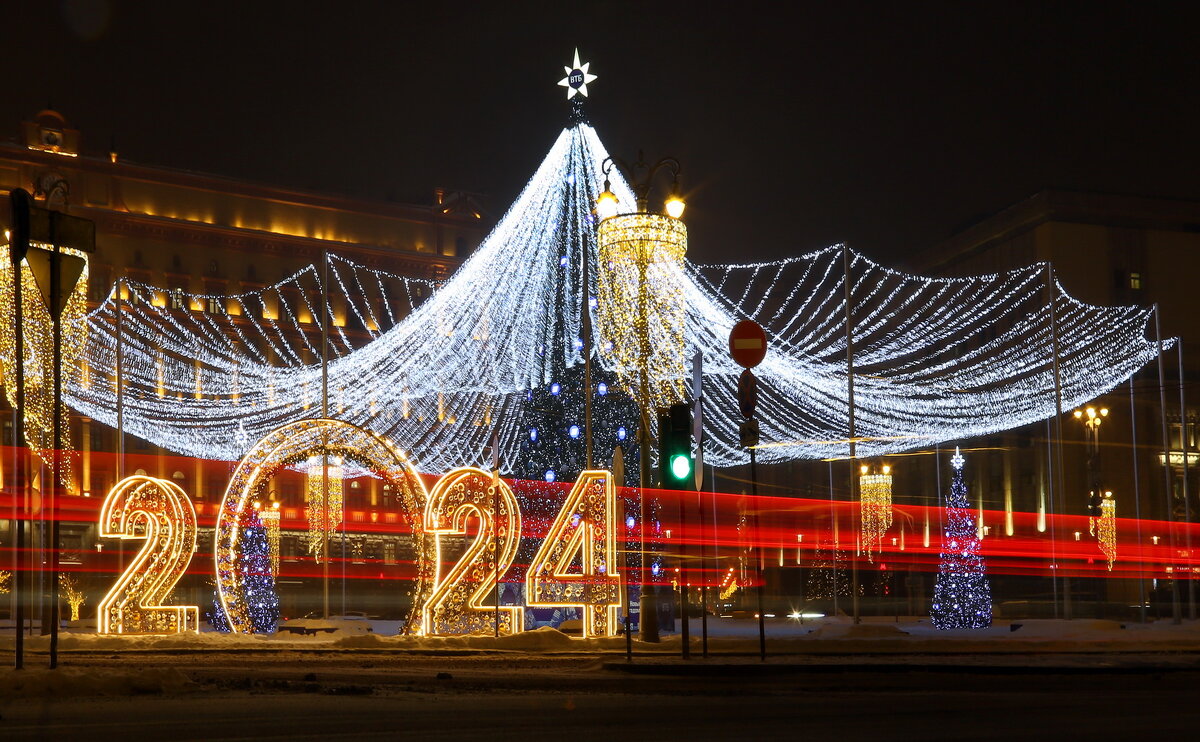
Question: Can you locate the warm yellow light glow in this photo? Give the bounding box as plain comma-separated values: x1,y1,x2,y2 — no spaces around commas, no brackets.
421,467,523,636
526,470,623,638
1098,492,1117,570
304,455,344,561
664,195,686,219
859,466,893,559
0,244,89,494
597,213,688,407
596,188,620,219
97,475,199,634
260,502,281,577
60,574,86,621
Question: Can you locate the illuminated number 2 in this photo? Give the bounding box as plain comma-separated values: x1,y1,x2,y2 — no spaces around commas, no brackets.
527,470,623,638
97,476,199,634
421,467,523,635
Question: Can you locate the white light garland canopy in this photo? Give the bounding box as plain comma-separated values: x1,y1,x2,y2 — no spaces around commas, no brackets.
51,122,1162,471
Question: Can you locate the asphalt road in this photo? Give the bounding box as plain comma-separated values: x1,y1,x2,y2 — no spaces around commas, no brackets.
3,652,1199,740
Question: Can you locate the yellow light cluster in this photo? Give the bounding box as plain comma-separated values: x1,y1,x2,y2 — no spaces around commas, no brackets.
0,244,89,494
215,419,433,634
257,501,281,576
97,475,199,634
526,470,623,638
60,574,86,621
1097,493,1117,571
421,467,522,636
596,213,688,407
859,465,894,560
304,456,344,562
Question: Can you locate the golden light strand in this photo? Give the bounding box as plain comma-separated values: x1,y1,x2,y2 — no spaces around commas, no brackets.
859,465,893,560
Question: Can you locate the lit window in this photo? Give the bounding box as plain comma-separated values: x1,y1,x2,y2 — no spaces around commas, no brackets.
205,296,222,314
1130,272,1142,290
170,289,186,311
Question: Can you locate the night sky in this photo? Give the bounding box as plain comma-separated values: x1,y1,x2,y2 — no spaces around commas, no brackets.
7,1,1200,266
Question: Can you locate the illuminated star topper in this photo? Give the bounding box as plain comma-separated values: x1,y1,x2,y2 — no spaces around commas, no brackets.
951,446,965,471
558,48,597,99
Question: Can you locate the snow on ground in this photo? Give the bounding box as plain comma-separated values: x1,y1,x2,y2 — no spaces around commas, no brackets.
3,616,1200,655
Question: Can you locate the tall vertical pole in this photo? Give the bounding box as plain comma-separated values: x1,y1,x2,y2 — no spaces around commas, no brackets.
1179,343,1195,619
321,250,330,619
1046,265,1070,619
582,223,593,471
1130,376,1146,623
10,214,26,670
637,248,658,642
750,444,764,661
491,432,501,638
49,237,62,668
828,460,839,617
1154,305,1181,623
115,277,124,482
843,246,860,623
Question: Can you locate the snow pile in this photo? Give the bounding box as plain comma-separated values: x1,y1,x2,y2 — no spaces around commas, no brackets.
807,622,909,639
0,666,192,698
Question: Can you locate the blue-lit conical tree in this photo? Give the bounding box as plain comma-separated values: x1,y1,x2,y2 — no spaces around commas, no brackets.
508,79,642,629
240,509,280,633
209,509,279,633
930,447,992,629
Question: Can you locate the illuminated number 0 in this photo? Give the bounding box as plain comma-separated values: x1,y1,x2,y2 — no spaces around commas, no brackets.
421,467,523,635
97,476,199,634
527,470,623,637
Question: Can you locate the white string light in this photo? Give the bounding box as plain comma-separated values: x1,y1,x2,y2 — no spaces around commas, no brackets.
0,122,1160,472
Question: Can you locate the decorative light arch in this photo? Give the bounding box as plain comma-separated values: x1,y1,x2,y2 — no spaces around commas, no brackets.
215,418,433,634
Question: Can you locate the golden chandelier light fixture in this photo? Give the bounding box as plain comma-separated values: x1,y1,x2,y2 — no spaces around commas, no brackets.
859,463,894,560
596,155,688,408
304,455,344,562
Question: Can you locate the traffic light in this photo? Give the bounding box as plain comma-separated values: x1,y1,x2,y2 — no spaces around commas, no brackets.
658,402,693,489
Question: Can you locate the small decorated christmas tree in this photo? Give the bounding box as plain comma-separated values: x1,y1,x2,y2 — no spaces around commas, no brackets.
930,447,992,629
241,509,280,633
208,509,279,633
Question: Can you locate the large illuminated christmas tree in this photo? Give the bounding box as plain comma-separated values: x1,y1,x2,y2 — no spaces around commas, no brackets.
930,447,992,629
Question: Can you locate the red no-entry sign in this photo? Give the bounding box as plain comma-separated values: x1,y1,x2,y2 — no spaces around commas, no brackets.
728,320,767,369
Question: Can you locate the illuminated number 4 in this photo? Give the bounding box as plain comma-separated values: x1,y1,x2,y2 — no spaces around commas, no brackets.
527,470,624,637
422,467,523,635
97,476,199,634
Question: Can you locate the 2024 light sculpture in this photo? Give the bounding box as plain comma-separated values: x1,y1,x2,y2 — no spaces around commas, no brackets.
97,475,199,634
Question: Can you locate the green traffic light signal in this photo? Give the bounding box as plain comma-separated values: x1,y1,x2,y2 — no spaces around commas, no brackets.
669,453,691,481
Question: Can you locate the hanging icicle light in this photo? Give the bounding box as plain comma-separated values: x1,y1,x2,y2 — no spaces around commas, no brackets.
304,455,344,561
1097,490,1117,570
859,463,893,560
259,501,281,577
0,244,89,493
596,154,688,408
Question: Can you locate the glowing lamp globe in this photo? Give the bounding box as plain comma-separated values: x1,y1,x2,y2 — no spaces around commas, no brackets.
669,453,691,480
664,195,686,219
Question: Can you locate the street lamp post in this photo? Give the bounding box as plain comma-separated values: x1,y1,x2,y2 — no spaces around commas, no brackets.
1074,406,1109,526
596,154,686,644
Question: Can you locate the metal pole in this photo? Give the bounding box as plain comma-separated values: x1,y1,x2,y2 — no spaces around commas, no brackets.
1179,343,1195,619
11,223,26,670
321,250,330,619
829,460,838,618
582,226,593,471
750,444,765,661
843,246,860,623
1154,305,1182,623
1130,376,1146,623
1046,265,1070,620
637,254,658,643
696,459,708,658
49,238,62,668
